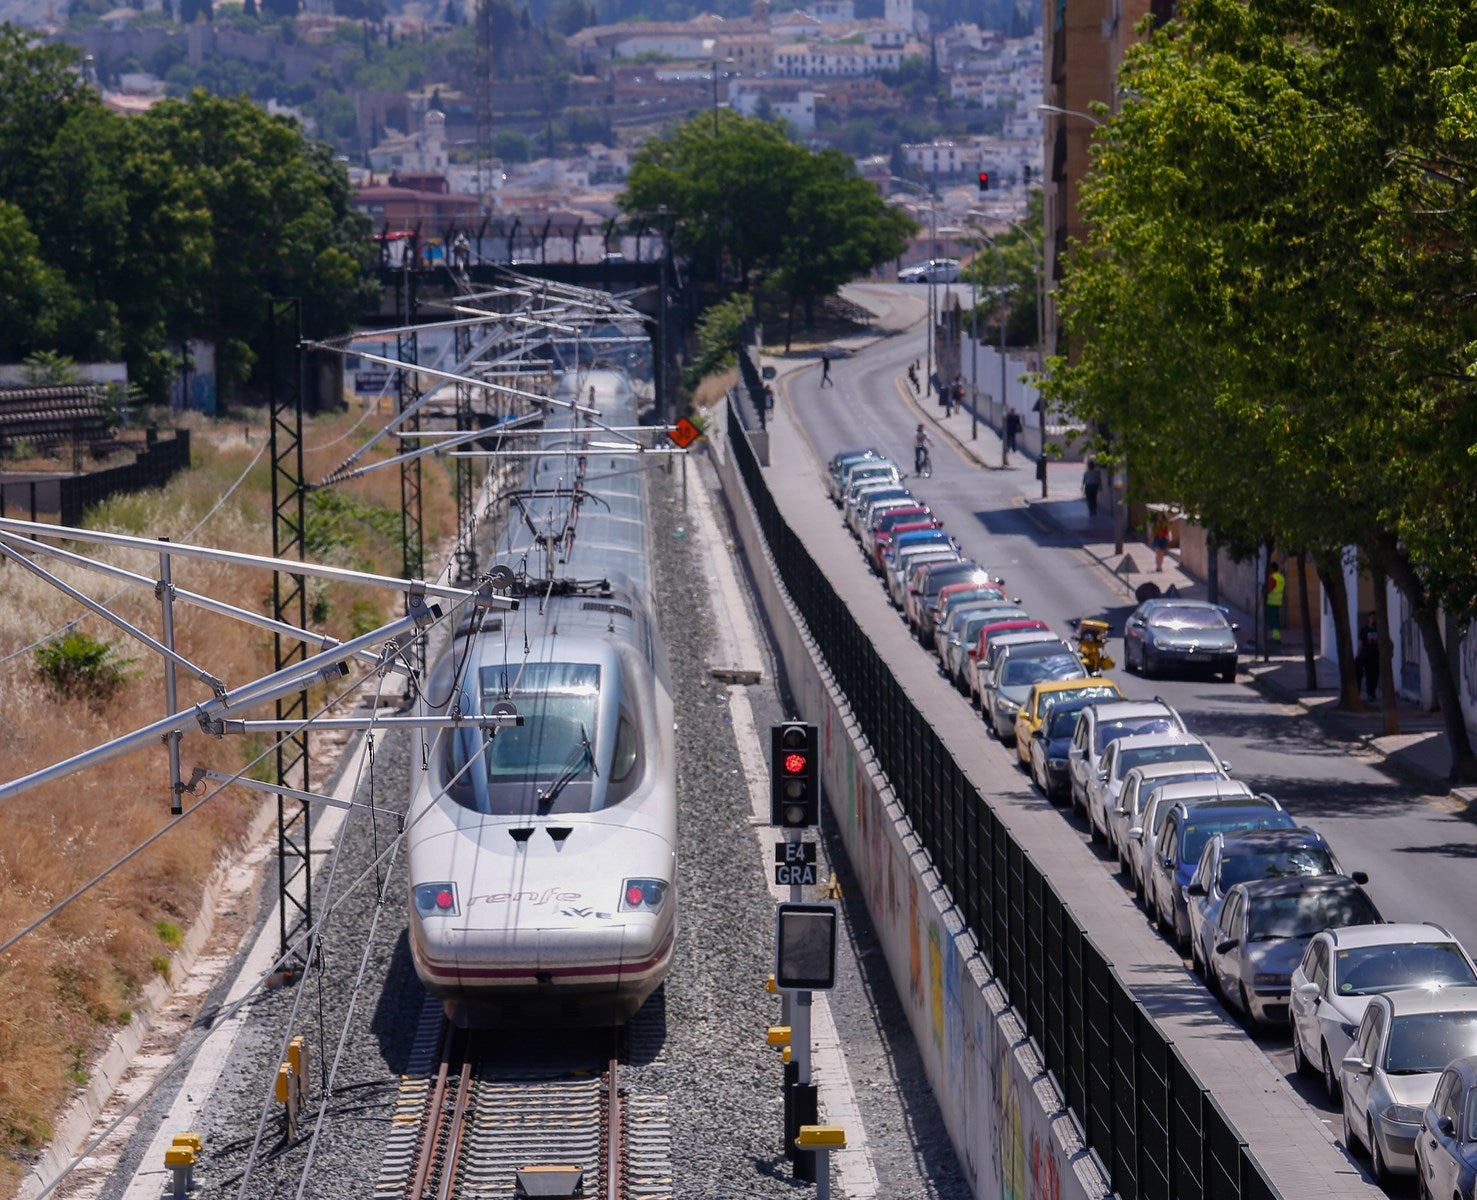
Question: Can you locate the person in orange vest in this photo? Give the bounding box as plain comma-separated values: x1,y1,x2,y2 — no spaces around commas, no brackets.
1264,560,1286,658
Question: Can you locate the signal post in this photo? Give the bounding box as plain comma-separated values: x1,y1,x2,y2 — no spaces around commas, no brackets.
767,721,839,1187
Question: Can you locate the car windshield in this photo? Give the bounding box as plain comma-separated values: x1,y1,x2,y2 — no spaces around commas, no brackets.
1048,707,1087,738
1039,686,1119,722
1384,1012,1477,1075
1181,812,1288,862
1246,888,1380,941
1002,655,1084,687
1118,742,1214,776
942,588,1005,614
1148,607,1230,631
1219,848,1336,888
1094,715,1178,753
1334,944,1477,997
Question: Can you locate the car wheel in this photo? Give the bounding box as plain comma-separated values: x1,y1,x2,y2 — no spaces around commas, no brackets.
1238,983,1256,1026
1221,661,1237,683
1342,1101,1358,1152
1089,808,1105,843
1190,941,1204,979
1322,1044,1342,1104
1290,1026,1314,1078
1143,648,1158,678
1369,1122,1391,1187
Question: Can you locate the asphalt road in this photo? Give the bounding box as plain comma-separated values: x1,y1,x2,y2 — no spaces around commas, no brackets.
783,287,1477,1167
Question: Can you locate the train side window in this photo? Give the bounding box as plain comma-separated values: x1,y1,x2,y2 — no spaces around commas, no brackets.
604,709,644,804
612,715,639,782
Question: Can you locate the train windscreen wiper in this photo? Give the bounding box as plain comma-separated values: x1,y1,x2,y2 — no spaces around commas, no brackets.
537,725,597,808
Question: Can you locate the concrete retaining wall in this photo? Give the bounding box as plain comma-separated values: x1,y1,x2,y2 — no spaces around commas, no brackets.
708,417,1110,1200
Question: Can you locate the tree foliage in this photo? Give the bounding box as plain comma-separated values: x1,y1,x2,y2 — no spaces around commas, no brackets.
1041,0,1477,777
620,112,915,327
0,27,373,402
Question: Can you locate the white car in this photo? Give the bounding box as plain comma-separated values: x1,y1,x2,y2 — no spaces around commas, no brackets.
1084,732,1226,847
1290,923,1477,1102
1109,762,1228,868
1066,699,1186,818
897,258,962,284
1127,779,1254,905
1342,987,1477,1184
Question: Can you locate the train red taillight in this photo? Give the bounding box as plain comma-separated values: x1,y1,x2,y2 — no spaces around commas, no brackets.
413,882,460,917
620,878,669,912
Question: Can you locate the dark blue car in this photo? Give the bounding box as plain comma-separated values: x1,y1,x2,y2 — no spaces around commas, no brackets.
1027,699,1095,803
1148,797,1296,950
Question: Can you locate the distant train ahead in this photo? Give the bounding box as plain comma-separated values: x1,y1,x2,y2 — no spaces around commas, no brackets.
407,369,677,1026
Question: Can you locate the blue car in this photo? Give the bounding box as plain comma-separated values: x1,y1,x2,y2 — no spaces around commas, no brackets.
1027,699,1095,803
1417,1054,1477,1200
883,527,952,568
1147,796,1296,951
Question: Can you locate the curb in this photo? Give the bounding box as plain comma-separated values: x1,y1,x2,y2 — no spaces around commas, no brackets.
1029,520,1461,800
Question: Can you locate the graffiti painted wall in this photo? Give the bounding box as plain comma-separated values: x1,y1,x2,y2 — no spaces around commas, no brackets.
714,436,1110,1200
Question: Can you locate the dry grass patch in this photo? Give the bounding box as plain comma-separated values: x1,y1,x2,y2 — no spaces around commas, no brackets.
0,405,457,1188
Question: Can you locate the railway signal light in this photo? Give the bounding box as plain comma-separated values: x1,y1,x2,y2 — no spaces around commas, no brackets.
977,170,990,192
770,721,818,828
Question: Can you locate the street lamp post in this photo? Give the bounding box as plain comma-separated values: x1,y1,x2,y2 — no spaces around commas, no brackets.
710,58,732,135
964,218,1011,466
891,177,938,405
993,241,1007,468
1003,218,1047,496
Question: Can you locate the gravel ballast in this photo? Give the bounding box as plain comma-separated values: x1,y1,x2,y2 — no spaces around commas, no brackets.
75,453,971,1200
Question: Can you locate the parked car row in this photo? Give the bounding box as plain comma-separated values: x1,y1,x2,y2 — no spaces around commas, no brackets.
827,445,1477,1194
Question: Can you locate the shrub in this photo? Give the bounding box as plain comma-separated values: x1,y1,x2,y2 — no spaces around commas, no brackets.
33,633,135,706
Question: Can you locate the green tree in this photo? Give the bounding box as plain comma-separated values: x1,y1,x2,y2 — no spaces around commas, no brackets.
0,26,101,200
623,111,913,316
1043,0,1477,780
771,147,915,339
493,130,533,162
135,91,374,396
0,202,80,361
685,292,752,387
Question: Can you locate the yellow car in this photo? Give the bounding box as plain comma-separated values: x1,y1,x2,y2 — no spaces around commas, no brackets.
1013,676,1124,764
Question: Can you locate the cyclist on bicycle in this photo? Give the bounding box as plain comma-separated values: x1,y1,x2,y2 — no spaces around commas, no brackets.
913,423,932,476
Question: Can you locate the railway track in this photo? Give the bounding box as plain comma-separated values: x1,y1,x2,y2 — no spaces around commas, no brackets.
377,998,671,1199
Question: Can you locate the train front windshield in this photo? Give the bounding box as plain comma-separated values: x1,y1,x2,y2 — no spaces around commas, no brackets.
443,663,602,815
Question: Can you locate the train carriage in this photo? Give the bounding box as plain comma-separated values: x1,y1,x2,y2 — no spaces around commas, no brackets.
407,368,677,1026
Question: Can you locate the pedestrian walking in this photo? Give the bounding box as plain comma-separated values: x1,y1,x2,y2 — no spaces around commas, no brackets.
1264,559,1286,657
1355,611,1380,700
1005,407,1023,453
951,376,965,417
1082,458,1102,517
1151,511,1171,573
907,363,919,393
820,354,833,387
913,423,932,476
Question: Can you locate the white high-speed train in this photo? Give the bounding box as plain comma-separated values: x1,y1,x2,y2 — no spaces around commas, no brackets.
407,368,677,1026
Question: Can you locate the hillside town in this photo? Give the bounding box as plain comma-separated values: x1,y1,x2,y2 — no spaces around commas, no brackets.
37,0,1043,265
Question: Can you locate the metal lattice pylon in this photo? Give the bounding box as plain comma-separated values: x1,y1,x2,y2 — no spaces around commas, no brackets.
397,312,426,676
268,298,312,972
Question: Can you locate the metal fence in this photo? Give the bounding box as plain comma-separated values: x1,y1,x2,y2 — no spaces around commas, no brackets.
727,396,1278,1200
0,430,191,527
